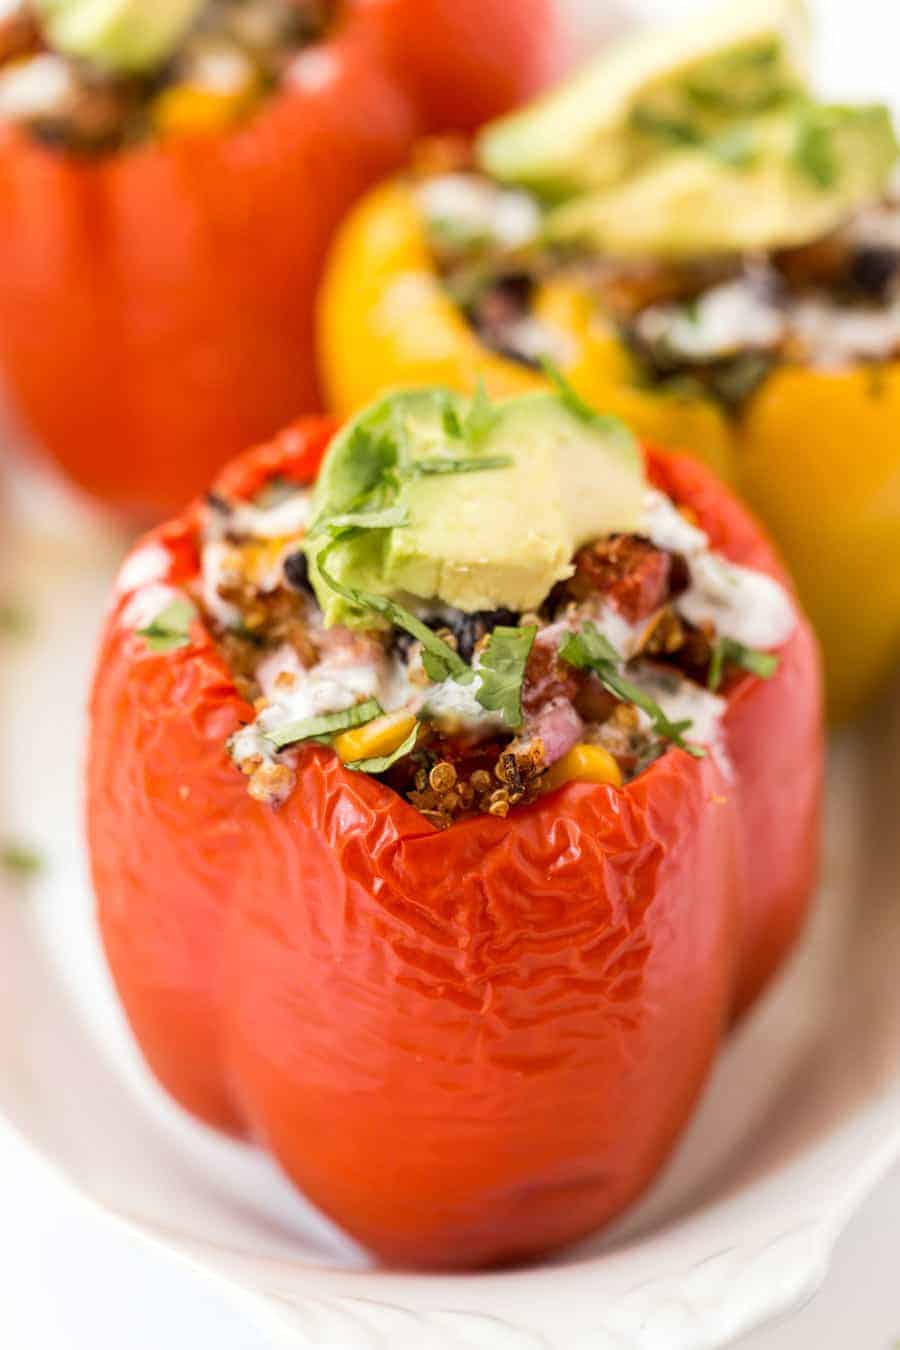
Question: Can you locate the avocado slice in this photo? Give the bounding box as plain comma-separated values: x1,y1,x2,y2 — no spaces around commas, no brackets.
477,0,810,198
544,102,899,257
35,0,205,73
307,387,645,625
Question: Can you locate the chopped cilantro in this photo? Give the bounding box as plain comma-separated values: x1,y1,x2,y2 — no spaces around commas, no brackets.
344,721,421,774
475,626,537,729
559,623,705,757
463,378,499,446
316,543,473,685
314,503,409,535
792,104,839,188
631,105,704,147
539,360,640,454
442,401,464,439
137,596,196,652
708,637,779,691
0,600,30,638
707,123,758,168
2,841,42,878
402,455,513,478
265,698,383,750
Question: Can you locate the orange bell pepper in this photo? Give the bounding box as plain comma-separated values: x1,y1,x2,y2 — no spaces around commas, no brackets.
0,0,564,519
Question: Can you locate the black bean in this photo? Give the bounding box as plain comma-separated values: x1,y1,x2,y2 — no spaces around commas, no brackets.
849,246,900,303
283,549,311,593
446,608,520,663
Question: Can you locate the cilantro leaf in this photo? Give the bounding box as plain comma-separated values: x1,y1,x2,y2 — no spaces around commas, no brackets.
475,626,537,729
442,400,464,440
401,455,513,478
539,359,640,452
707,123,758,168
316,543,473,685
559,623,705,757
792,105,838,188
137,596,196,652
313,503,409,535
2,840,42,878
463,378,499,446
344,720,421,774
264,698,383,750
708,636,779,691
0,599,29,639
631,105,704,147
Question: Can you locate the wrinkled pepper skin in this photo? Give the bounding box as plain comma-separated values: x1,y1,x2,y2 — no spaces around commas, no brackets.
87,420,822,1269
317,182,736,481
318,178,897,720
0,0,563,521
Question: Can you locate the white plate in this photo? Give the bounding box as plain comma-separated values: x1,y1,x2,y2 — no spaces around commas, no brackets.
2,466,900,1350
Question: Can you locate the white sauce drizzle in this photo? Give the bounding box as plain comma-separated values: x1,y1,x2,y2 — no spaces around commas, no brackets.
115,543,171,595
218,493,313,540
121,583,180,632
417,173,541,252
635,277,785,362
421,671,505,736
628,662,730,773
640,489,796,651
0,54,76,121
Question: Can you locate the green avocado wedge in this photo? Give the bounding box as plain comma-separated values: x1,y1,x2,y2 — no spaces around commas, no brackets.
35,0,206,73
544,102,899,257
477,0,811,199
306,386,644,627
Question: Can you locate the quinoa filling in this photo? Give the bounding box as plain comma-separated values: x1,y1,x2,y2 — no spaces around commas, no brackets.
0,0,331,152
417,154,900,408
124,468,795,827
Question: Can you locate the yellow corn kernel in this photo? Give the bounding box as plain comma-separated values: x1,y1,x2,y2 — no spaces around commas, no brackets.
151,83,256,137
333,711,418,765
543,744,623,794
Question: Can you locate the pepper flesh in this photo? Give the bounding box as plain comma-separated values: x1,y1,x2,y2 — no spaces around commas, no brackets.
0,0,564,520
318,176,896,719
87,418,822,1268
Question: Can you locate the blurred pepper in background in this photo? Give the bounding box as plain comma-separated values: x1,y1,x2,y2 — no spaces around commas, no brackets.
0,0,565,519
318,0,900,720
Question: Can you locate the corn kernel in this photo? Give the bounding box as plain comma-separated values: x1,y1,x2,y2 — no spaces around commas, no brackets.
543,744,623,794
333,711,418,765
151,83,256,137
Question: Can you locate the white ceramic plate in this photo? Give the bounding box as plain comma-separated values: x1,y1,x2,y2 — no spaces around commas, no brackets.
3,3,900,1345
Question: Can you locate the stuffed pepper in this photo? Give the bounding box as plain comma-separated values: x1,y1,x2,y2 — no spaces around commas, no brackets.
0,0,563,519
88,383,821,1269
318,0,900,720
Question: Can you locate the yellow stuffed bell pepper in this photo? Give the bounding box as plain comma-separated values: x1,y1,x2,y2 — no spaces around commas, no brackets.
318,179,735,484
739,367,900,720
318,0,900,722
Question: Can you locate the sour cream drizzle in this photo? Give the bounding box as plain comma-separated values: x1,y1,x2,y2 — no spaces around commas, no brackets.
640,489,796,651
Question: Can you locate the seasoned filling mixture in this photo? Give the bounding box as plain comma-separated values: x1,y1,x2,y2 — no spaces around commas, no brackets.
125,439,794,828
0,0,331,151
419,161,900,406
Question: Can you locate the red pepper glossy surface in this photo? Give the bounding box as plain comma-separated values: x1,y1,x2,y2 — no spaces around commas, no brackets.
87,420,822,1268
0,0,563,520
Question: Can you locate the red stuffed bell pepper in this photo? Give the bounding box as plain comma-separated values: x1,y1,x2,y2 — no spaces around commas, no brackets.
0,0,563,520
87,386,822,1269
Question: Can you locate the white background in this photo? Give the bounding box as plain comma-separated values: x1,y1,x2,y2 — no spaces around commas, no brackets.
3,0,900,1346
